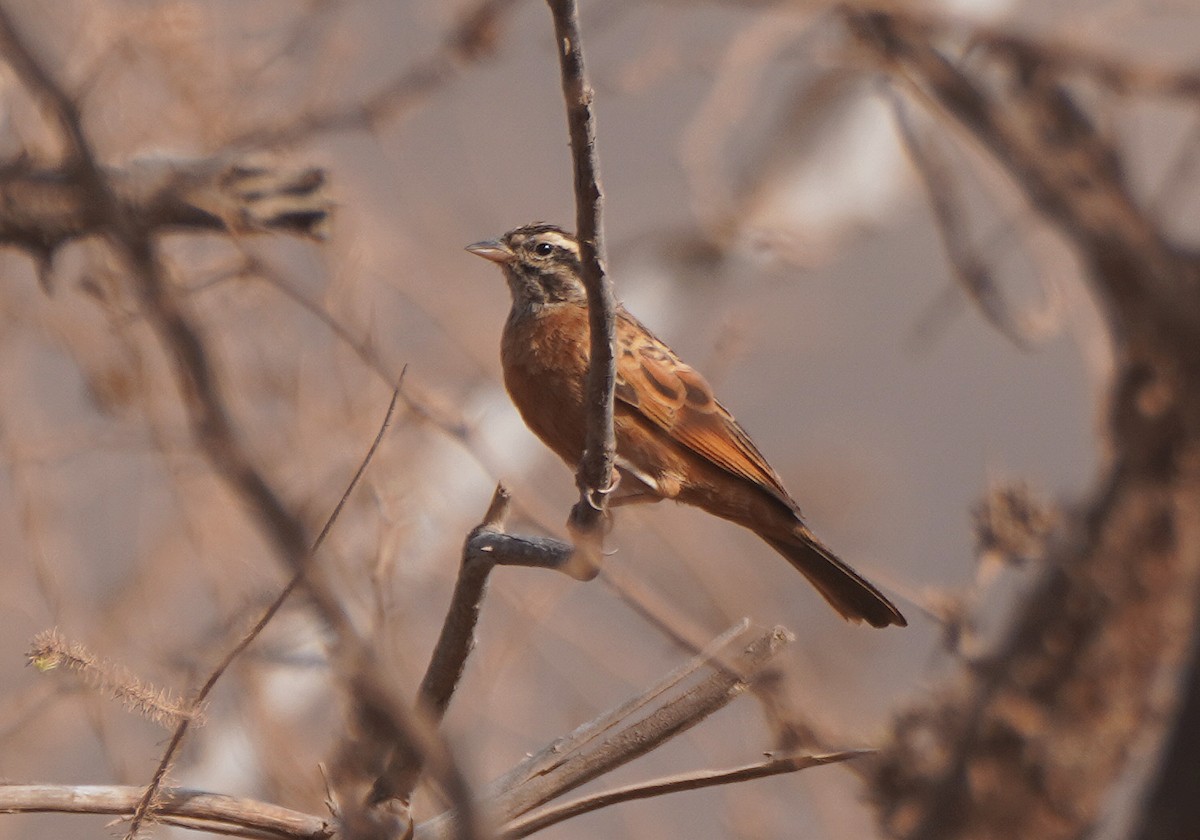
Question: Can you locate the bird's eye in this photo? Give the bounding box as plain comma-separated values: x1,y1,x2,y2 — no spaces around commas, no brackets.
533,241,555,256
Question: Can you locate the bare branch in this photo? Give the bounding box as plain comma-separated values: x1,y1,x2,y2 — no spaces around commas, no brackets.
0,158,329,258
842,9,1200,839
226,0,520,152
501,750,869,839
485,618,752,800
371,484,584,806
0,784,331,840
415,624,794,839
545,0,617,557
885,87,1060,350
418,484,512,724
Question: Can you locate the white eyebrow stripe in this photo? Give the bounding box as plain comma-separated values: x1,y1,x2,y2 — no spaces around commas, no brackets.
534,231,579,256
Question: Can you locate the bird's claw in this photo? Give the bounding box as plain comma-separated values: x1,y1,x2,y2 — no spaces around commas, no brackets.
584,470,620,511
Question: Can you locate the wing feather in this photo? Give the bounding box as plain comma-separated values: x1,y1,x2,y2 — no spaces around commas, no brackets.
614,311,795,508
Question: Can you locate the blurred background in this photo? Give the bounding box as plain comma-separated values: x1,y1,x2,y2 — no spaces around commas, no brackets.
2,0,1196,837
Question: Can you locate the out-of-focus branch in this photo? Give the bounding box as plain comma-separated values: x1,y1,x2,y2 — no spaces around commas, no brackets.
500,750,868,839
226,0,520,151
485,618,751,799
126,386,402,838
545,0,617,557
0,8,482,840
846,10,1193,335
0,159,328,259
840,6,1200,101
0,784,332,840
885,89,1060,350
1133,631,1200,840
415,625,795,840
1,627,807,840
840,9,1200,840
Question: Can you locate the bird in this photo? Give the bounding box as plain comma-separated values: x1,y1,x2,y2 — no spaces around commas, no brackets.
467,223,906,628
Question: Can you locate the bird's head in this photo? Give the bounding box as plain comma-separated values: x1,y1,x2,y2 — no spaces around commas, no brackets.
467,223,588,311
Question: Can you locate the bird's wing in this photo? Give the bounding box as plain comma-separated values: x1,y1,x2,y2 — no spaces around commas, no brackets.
613,311,795,508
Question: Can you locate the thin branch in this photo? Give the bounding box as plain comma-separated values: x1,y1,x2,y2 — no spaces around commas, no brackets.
886,87,1060,350
0,784,331,840
501,750,870,839
846,10,1193,333
545,0,617,553
371,484,583,806
225,0,519,151
125,383,404,837
415,624,793,839
313,381,404,552
484,618,752,802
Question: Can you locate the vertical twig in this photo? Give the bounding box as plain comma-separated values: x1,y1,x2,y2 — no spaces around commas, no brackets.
545,0,617,546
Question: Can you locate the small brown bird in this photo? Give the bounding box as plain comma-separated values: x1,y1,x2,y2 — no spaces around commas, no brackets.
468,223,906,628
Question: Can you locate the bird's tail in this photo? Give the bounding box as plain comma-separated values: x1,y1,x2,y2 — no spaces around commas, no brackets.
760,530,906,628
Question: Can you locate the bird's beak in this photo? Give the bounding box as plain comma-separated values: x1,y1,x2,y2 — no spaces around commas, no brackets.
466,239,515,264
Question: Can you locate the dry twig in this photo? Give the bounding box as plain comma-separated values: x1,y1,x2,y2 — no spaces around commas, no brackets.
416,624,794,839
370,484,577,806
545,0,618,557
0,783,332,840
501,750,868,839
225,0,520,152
